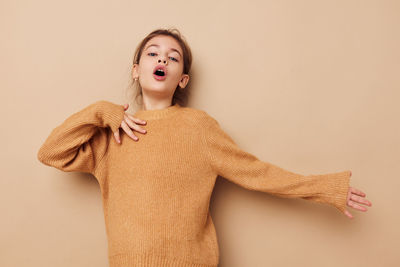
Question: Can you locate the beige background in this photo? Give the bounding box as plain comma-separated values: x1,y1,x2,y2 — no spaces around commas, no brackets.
1,0,399,266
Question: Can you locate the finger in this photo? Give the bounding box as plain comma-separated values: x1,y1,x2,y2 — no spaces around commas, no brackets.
350,194,372,207
125,113,147,125
350,187,366,197
113,129,121,144
344,209,353,219
123,115,147,134
121,121,139,141
347,200,368,212
123,103,128,110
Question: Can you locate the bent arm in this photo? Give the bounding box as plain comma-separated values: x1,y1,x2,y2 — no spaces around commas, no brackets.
37,100,125,176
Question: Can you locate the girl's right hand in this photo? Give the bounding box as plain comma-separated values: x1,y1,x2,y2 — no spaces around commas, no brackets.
113,103,147,144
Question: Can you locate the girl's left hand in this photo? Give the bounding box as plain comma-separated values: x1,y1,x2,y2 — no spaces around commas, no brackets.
343,172,372,219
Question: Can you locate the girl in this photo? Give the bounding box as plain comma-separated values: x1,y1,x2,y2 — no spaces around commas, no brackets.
37,28,372,267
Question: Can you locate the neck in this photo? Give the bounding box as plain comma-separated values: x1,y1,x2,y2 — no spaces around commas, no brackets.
141,95,174,111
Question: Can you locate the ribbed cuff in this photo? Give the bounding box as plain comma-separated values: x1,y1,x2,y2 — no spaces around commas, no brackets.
327,170,352,213
94,100,126,133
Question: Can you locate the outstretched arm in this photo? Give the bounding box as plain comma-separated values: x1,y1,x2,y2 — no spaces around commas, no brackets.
202,115,370,216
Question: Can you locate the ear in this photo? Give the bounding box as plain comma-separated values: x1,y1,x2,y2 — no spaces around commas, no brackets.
132,63,139,79
178,74,190,89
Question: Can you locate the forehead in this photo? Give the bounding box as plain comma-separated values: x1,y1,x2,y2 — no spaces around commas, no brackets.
144,35,182,55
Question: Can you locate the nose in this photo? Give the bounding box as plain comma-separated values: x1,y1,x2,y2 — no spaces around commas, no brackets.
158,58,168,65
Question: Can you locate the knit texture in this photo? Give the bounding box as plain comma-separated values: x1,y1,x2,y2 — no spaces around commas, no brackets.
37,100,351,267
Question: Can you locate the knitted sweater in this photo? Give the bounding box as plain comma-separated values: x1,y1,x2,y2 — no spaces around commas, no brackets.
37,100,351,267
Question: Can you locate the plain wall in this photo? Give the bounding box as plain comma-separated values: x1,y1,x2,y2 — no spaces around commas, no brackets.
1,0,399,266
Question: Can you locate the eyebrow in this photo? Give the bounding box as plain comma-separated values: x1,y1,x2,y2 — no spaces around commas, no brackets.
145,44,182,57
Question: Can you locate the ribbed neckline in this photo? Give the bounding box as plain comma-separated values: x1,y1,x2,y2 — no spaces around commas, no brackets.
133,103,182,120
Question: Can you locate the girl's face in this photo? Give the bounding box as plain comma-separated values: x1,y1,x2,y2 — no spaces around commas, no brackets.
133,35,189,99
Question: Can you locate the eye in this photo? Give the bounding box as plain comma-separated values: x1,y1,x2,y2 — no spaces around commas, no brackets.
148,52,178,62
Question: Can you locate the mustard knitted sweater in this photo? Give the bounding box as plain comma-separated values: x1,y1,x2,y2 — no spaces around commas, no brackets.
37,100,351,267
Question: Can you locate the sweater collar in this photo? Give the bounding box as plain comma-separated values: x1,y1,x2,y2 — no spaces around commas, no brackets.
133,103,182,120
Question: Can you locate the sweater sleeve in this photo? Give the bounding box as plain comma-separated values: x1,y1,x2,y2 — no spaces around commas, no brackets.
202,116,351,213
37,100,125,177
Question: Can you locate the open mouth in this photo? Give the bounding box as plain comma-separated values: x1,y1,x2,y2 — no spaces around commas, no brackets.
153,66,167,81
154,69,165,77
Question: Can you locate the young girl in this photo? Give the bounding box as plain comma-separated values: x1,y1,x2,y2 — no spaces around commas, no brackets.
37,28,372,267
